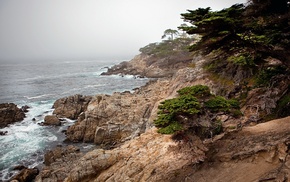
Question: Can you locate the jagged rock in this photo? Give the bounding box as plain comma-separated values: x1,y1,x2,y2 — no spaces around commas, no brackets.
21,105,30,113
35,129,207,182
0,103,25,128
242,75,290,123
52,94,92,119
35,145,83,182
0,131,8,135
43,115,61,126
11,167,39,182
65,92,154,144
44,145,80,166
102,52,193,78
65,58,210,146
13,165,27,171
176,116,290,182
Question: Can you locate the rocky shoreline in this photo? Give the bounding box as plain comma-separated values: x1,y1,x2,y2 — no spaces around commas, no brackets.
4,51,290,181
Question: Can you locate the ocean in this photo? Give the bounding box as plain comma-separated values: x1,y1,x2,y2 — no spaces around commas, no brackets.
0,59,149,181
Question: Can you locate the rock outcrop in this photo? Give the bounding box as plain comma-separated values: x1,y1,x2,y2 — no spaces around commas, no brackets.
0,103,26,128
175,116,290,182
11,166,39,182
36,128,207,182
102,52,193,78
65,56,209,145
35,117,290,182
43,115,61,126
65,87,159,144
36,48,290,181
52,94,92,120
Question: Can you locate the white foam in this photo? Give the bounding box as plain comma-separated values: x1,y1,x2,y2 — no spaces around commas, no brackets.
0,100,57,177
24,94,55,100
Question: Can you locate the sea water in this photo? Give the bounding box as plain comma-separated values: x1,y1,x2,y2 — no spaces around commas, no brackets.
0,59,149,181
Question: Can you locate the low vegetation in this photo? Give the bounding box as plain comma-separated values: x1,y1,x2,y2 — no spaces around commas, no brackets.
154,85,242,136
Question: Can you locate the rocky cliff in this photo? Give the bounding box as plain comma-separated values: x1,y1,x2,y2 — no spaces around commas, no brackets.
34,47,290,181
29,36,290,182
35,116,290,182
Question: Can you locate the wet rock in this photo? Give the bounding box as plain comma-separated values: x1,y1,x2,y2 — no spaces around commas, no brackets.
13,165,26,171
0,131,8,135
0,103,25,129
21,105,30,113
43,115,61,126
11,167,39,182
53,94,92,120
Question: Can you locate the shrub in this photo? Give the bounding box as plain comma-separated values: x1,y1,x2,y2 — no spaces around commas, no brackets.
205,96,239,112
227,54,255,66
157,121,183,134
177,85,211,98
154,85,241,135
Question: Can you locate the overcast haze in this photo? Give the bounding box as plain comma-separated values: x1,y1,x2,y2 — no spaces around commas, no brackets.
0,0,247,62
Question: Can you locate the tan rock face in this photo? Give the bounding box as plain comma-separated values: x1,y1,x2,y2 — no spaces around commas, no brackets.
43,115,61,126
63,129,207,182
66,89,158,144
176,116,290,182
53,94,92,120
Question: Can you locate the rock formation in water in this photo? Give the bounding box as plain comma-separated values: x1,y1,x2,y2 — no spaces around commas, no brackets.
43,115,61,126
0,103,26,129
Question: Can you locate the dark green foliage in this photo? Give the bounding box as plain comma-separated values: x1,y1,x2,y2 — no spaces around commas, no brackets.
205,96,239,112
180,4,245,53
157,96,200,115
255,65,288,87
157,121,183,134
139,38,192,57
227,54,255,66
154,85,241,135
180,0,290,68
177,85,211,98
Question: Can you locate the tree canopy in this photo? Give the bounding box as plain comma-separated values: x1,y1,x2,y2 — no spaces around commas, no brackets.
161,29,179,40
179,0,290,66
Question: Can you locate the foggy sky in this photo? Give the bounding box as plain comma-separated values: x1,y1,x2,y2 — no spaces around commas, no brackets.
0,0,247,62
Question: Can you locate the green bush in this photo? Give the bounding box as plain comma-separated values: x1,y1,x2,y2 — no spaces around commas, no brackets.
177,85,211,97
205,96,239,112
227,54,255,66
157,121,183,134
154,85,241,135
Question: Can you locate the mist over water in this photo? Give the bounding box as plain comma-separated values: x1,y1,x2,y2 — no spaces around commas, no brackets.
0,59,149,181
0,60,147,104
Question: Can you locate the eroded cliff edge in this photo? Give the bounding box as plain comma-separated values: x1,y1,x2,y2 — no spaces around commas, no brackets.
34,46,290,181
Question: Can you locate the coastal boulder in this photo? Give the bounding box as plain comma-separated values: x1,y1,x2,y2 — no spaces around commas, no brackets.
0,103,25,128
53,94,92,120
43,115,61,126
11,167,39,182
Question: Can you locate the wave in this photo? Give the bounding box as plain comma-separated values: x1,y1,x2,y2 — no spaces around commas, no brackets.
24,94,55,100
